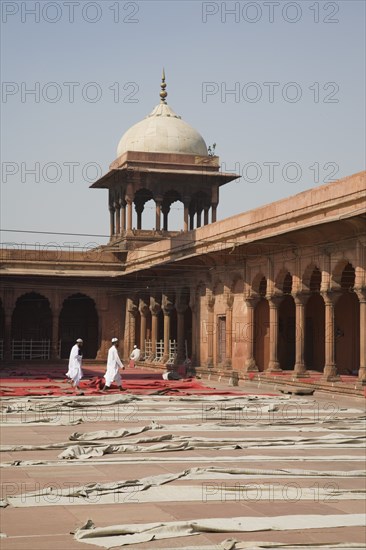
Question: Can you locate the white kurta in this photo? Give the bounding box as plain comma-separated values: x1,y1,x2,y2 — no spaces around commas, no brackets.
105,345,124,386
130,348,141,361
66,344,83,385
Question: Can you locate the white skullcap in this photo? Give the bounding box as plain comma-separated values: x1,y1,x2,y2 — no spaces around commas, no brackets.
111,337,118,343
76,338,83,343
133,344,137,348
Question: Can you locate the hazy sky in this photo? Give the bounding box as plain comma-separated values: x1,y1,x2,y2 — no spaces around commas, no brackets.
1,0,365,250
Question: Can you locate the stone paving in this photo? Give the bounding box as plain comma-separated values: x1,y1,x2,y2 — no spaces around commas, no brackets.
0,367,365,549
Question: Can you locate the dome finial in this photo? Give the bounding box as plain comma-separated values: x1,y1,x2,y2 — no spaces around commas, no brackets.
160,68,167,103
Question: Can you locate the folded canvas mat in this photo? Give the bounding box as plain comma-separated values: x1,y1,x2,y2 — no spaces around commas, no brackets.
74,514,366,548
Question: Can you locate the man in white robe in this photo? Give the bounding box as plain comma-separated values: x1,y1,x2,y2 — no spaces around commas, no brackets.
66,338,83,393
102,338,125,391
129,344,141,368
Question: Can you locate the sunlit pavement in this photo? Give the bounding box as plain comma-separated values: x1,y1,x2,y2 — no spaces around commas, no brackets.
0,366,365,549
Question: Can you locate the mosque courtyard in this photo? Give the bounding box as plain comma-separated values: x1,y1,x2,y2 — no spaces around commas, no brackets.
0,364,365,550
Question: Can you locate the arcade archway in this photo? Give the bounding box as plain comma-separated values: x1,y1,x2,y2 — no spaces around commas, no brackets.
59,294,99,358
11,293,52,340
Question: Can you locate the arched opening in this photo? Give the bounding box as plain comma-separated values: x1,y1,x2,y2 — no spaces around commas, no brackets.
162,190,182,231
134,188,154,230
305,293,325,372
278,295,296,370
59,294,99,359
141,199,155,230
334,263,359,375
12,293,52,340
11,293,52,360
254,277,269,372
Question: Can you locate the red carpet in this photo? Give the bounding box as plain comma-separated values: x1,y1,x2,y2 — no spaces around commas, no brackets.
0,366,252,397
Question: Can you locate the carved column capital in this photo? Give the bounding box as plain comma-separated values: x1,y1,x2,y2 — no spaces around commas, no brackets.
266,294,282,308
321,290,341,306
292,292,310,306
354,287,366,303
244,295,259,308
226,292,234,309
150,302,161,317
139,302,150,317
207,296,215,312
162,302,174,316
128,303,138,317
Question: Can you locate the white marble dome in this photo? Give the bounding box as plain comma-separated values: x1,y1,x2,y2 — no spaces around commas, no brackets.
117,101,208,157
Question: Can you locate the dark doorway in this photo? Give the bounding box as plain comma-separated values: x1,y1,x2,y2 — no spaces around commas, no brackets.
278,295,296,370
11,293,52,340
217,316,226,364
59,294,98,358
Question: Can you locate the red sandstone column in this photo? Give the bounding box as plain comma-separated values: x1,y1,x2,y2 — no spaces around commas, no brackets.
321,291,340,381
150,301,161,359
163,311,171,363
206,296,215,367
127,300,138,358
211,204,217,223
140,313,146,356
196,210,202,228
109,206,115,238
267,296,282,372
293,293,308,377
126,199,133,231
120,201,126,233
115,203,121,235
139,302,149,358
203,207,209,226
183,199,190,232
136,205,143,230
224,294,234,369
244,297,259,372
356,289,366,383
155,198,162,231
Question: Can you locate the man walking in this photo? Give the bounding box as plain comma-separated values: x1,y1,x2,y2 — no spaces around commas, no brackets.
66,338,84,394
102,337,125,391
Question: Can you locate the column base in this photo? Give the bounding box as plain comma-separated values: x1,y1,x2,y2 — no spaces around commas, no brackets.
321,365,340,382
244,358,259,373
293,363,309,377
358,368,366,384
223,358,232,369
293,371,310,378
267,361,282,373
